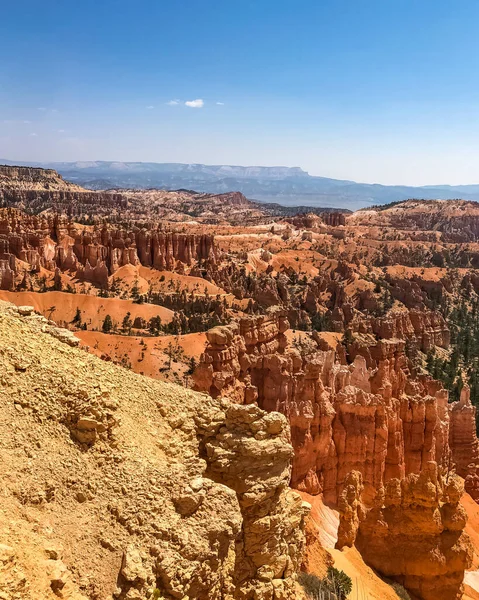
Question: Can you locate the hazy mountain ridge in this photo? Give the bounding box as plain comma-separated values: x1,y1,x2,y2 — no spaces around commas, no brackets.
3,159,479,210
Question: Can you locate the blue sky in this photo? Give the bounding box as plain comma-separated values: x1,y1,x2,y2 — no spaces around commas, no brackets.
2,0,479,185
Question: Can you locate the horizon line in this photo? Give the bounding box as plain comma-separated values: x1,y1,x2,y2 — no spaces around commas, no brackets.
1,157,479,189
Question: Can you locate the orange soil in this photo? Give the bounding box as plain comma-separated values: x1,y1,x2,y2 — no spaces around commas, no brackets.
445,493,479,599
463,492,479,570
315,331,343,350
329,547,401,600
285,330,315,345
271,250,320,276
137,266,228,295
300,492,402,599
384,265,462,282
0,291,174,329
77,329,206,382
300,492,339,549
465,581,479,600
111,264,151,293
111,265,229,297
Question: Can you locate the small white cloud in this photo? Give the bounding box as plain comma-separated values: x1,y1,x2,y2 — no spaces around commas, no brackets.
29,133,37,137
185,99,204,108
146,105,154,109
51,108,58,113
167,100,179,106
216,102,225,105
3,119,31,124
37,107,46,111
58,129,65,133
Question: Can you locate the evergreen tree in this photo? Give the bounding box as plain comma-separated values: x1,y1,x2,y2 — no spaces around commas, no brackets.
122,312,132,334
72,308,82,326
102,314,113,333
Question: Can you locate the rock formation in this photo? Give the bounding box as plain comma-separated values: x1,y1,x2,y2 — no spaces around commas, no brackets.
350,308,450,352
348,199,479,242
0,301,307,599
193,308,462,502
356,463,473,600
0,165,85,192
335,471,365,549
6,164,479,600
450,385,479,501
285,212,346,229
0,208,217,288
194,307,479,599
0,165,128,218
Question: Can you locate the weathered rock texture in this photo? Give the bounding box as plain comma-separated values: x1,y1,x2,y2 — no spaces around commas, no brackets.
351,308,450,353
0,165,85,192
450,386,479,501
285,212,346,229
193,307,466,503
349,199,479,242
194,307,479,600
0,208,217,288
0,301,307,599
0,165,128,218
356,463,473,600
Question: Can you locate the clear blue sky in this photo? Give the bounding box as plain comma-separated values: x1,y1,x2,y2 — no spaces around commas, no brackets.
2,0,479,185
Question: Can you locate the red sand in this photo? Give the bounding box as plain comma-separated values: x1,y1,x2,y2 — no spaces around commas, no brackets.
77,329,207,382
0,290,174,329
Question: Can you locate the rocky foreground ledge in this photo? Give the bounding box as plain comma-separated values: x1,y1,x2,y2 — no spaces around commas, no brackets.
0,301,308,600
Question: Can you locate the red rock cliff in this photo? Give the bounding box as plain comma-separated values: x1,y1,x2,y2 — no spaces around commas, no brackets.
0,208,217,289
193,308,462,503
194,308,478,599
355,463,473,600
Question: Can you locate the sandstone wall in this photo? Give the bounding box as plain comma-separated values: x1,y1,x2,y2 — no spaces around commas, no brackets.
0,208,217,288
355,464,473,600
193,307,462,504
193,308,479,599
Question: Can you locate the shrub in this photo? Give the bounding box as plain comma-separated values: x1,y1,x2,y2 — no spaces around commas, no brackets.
389,582,411,600
298,568,352,599
298,573,330,598
327,567,352,599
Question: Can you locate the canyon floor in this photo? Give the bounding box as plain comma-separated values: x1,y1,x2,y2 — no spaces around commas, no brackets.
4,165,479,599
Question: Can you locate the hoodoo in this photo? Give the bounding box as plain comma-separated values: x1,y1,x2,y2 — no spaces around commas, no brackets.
3,166,479,599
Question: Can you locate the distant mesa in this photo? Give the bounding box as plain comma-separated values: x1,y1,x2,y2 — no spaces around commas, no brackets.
5,158,479,210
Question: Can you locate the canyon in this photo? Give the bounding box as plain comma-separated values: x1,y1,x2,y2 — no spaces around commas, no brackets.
3,165,479,599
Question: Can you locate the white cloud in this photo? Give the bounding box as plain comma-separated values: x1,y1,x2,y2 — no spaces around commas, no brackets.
37,107,46,111
23,120,31,124
167,100,179,106
216,102,225,105
58,129,65,133
146,105,154,109
185,99,204,108
29,133,37,136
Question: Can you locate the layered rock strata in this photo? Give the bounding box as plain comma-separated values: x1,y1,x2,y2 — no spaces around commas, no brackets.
351,308,450,352
355,463,473,600
194,307,465,503
194,308,478,599
450,386,479,501
0,208,216,288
